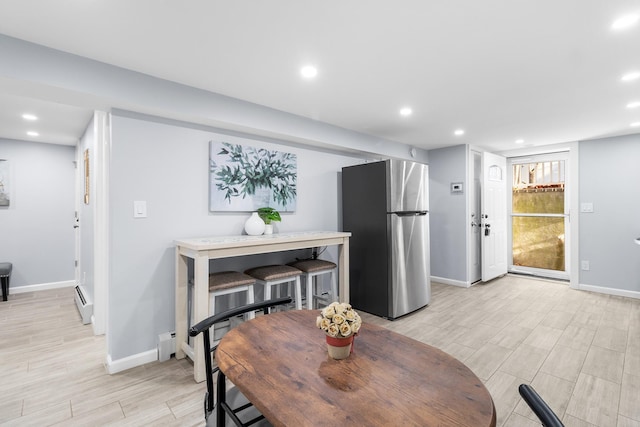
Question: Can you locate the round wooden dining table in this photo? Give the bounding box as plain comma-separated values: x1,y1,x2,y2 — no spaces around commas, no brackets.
216,309,496,426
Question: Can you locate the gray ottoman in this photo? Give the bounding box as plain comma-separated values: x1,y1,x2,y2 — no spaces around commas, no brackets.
0,262,12,301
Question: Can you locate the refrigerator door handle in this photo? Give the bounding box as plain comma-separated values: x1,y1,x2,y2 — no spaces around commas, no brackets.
393,211,428,217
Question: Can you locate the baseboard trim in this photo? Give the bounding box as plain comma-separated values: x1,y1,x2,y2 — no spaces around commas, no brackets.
578,283,640,300
10,280,75,294
431,276,470,288
105,349,158,374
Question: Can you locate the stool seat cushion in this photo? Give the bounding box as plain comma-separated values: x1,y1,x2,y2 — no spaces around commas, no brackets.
0,262,12,276
288,259,336,273
209,271,256,292
245,265,302,281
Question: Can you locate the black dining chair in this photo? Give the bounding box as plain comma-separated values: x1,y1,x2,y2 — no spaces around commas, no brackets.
189,296,292,427
518,384,564,427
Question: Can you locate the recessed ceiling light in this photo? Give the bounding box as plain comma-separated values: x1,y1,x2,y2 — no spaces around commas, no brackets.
454,129,465,136
627,101,640,109
515,139,524,144
622,71,640,82
300,65,318,79
612,13,639,30
27,131,39,137
631,121,640,127
22,113,38,121
399,107,413,117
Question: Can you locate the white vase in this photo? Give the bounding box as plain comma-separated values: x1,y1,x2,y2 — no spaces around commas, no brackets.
263,224,274,235
244,212,265,236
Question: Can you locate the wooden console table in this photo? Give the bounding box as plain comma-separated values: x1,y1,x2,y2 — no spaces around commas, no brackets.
174,231,351,382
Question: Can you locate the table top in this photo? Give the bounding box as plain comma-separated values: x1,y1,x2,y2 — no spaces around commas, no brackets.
175,231,351,251
216,310,496,427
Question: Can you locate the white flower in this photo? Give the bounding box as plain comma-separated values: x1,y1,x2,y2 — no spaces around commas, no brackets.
344,309,356,322
351,320,361,334
316,304,361,339
332,314,345,325
322,305,336,318
339,322,352,337
320,318,331,331
327,324,340,337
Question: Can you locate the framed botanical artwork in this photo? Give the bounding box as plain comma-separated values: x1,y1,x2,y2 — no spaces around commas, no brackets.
0,159,9,207
209,140,297,212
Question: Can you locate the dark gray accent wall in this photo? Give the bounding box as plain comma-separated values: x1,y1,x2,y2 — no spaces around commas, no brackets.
0,139,76,287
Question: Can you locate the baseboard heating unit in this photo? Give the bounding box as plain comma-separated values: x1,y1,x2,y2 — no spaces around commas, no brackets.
74,284,93,325
158,331,176,361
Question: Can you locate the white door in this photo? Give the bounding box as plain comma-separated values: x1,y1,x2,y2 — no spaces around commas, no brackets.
509,152,570,280
481,152,508,281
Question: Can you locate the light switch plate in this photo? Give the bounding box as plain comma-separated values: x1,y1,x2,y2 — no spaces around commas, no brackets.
134,201,147,218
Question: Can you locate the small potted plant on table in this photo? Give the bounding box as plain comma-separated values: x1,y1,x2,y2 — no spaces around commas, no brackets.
257,207,281,235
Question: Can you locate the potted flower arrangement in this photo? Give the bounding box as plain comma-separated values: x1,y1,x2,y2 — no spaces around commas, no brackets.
257,207,281,235
316,302,362,359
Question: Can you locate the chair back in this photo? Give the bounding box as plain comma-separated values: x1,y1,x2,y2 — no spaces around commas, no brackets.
518,384,564,427
189,297,292,425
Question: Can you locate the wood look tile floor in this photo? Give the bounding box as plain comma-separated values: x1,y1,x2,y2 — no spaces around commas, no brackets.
1,274,638,426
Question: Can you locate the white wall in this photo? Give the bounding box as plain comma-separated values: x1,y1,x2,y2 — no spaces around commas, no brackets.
0,139,76,288
579,134,640,296
0,34,433,368
107,113,368,361
428,144,468,284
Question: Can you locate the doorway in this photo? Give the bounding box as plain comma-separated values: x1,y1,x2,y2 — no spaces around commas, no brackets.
508,152,570,281
469,151,482,283
469,150,509,284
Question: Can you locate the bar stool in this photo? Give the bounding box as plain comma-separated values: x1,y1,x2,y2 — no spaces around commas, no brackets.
187,271,256,348
288,259,337,309
244,265,303,310
0,262,12,302
208,271,257,320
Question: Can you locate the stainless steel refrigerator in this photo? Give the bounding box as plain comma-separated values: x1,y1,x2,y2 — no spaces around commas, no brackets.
342,159,430,319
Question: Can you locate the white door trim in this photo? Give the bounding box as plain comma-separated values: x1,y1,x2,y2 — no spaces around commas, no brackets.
467,148,482,285
93,111,110,336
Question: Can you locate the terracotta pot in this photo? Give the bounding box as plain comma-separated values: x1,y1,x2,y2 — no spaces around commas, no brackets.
325,335,354,359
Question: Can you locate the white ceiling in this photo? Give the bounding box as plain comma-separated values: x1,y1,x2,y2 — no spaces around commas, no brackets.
0,0,639,152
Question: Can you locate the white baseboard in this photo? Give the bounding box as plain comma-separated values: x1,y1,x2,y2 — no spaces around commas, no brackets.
105,349,158,374
578,283,640,300
10,280,75,294
431,276,470,288
431,276,640,300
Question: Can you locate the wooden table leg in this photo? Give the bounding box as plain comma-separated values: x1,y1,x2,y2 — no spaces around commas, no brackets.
175,250,188,360
192,252,210,383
